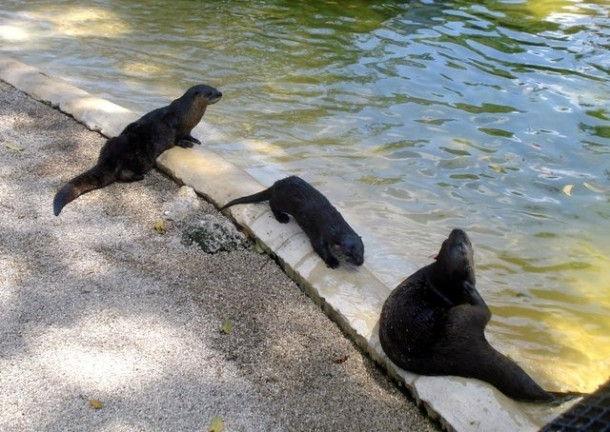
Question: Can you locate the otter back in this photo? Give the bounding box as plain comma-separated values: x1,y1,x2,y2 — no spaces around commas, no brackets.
222,176,364,268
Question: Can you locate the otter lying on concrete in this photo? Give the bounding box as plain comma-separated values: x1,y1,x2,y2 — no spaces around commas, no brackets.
379,229,557,402
53,84,222,216
221,176,364,269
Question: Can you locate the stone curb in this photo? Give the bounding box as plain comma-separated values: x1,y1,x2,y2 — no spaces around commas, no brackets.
0,55,571,432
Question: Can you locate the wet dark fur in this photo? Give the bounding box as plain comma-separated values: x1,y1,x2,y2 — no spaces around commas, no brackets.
221,176,364,269
379,229,555,402
53,84,222,216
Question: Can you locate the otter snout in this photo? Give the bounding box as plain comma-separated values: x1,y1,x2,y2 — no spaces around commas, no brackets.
447,228,470,246
349,248,365,266
351,257,364,266
208,90,222,104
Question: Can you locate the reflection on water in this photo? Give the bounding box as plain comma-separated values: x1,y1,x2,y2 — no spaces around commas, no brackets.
1,0,608,393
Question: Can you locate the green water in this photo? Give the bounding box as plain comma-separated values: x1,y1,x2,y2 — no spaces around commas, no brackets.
1,0,608,393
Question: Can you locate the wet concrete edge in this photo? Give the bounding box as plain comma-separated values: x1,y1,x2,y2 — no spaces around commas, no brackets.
0,55,574,432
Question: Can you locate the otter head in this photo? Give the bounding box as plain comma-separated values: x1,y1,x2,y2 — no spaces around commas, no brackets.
330,234,365,267
187,84,223,107
176,84,222,132
435,228,475,285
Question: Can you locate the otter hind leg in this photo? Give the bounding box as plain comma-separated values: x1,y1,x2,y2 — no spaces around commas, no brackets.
271,207,290,223
432,305,494,376
118,169,145,182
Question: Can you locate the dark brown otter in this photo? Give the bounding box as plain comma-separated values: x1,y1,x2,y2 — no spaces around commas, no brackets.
220,176,364,269
53,84,222,216
379,229,556,402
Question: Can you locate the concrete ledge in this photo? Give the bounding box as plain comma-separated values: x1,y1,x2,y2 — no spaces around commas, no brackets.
0,54,575,432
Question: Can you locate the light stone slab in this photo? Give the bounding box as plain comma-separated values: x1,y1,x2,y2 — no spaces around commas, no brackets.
0,54,575,432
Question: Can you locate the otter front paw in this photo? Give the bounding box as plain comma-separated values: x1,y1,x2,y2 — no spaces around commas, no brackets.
325,256,340,269
463,281,488,309
185,134,201,145
177,139,195,148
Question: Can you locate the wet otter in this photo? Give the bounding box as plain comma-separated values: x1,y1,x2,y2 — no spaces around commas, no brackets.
220,176,364,269
379,229,555,402
53,84,222,216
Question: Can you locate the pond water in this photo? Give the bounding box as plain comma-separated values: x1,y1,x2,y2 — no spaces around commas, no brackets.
1,0,608,393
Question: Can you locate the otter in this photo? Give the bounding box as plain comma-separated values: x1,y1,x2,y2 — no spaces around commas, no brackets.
379,229,556,403
53,84,222,216
220,176,364,269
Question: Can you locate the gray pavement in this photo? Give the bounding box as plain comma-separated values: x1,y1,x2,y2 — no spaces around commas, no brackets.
0,80,439,431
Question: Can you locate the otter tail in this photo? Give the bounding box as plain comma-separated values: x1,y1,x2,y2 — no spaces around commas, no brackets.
53,163,117,216
220,189,271,210
546,390,587,405
470,344,556,403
